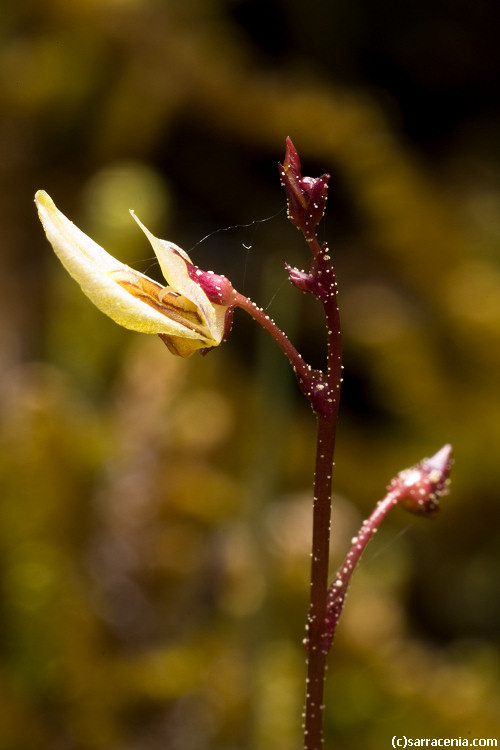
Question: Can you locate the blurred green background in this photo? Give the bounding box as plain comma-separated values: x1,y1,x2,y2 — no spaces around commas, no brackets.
1,0,500,748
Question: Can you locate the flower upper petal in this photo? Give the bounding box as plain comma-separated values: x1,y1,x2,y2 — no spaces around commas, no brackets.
35,190,211,338
130,212,220,339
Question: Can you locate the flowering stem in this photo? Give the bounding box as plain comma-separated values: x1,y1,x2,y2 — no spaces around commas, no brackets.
34,142,453,750
233,292,322,403
234,263,342,750
304,408,338,750
236,139,343,748
302,240,342,750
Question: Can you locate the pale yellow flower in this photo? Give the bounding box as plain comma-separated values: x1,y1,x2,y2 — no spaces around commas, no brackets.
35,190,233,357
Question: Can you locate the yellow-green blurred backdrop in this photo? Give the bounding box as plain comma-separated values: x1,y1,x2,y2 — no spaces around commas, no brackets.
1,0,500,748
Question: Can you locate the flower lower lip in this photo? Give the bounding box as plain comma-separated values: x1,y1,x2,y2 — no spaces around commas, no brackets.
109,271,209,336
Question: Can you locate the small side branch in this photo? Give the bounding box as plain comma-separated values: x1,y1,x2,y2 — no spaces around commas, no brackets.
323,444,453,653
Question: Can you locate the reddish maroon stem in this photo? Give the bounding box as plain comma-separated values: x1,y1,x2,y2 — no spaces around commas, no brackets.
241,139,342,749
235,241,342,748
303,409,338,750
303,239,342,750
233,292,326,409
235,275,341,750
322,443,452,653
323,490,399,653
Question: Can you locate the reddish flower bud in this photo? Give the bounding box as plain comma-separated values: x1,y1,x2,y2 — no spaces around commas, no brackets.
388,444,453,517
279,137,329,234
283,261,320,295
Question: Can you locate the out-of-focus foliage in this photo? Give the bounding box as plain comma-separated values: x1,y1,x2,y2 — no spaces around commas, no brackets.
1,0,500,747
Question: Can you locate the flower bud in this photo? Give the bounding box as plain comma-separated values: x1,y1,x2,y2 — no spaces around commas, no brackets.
388,444,453,517
279,137,329,234
283,262,320,295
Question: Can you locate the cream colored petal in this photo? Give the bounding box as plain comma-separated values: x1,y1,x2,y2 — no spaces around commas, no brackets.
37,191,121,272
35,191,208,338
130,211,219,336
210,303,228,345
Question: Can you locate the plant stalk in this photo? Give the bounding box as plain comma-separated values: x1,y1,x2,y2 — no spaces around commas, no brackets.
303,409,338,750
303,237,342,750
